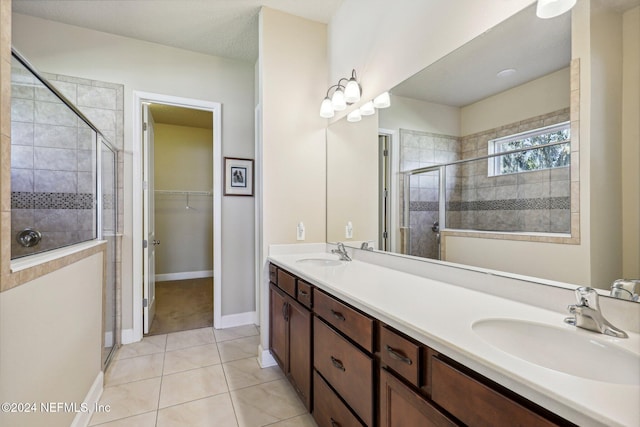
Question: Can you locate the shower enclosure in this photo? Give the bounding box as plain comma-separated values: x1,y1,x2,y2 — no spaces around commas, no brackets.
400,115,571,260
10,50,119,368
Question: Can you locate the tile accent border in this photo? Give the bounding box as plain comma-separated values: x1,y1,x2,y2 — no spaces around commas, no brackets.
11,191,95,209
410,197,571,212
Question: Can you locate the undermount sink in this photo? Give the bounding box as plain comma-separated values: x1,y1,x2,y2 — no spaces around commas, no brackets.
472,318,640,385
296,258,344,267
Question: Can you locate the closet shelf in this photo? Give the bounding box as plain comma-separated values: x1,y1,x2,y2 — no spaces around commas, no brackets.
154,190,212,196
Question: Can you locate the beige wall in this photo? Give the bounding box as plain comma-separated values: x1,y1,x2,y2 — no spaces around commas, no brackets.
154,123,213,276
258,7,328,349
621,6,640,278
12,13,256,326
461,67,570,136
327,115,379,243
379,95,461,137
0,253,103,427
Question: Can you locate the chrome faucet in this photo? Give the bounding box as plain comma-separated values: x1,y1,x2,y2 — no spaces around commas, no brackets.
564,287,628,338
360,241,374,251
331,242,352,261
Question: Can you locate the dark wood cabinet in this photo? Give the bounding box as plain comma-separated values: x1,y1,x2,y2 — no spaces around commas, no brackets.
268,267,312,410
380,368,456,427
430,356,561,427
314,317,374,426
269,283,288,370
314,370,364,427
270,263,572,427
288,295,312,409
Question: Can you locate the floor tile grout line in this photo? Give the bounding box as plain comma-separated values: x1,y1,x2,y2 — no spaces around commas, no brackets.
89,409,158,427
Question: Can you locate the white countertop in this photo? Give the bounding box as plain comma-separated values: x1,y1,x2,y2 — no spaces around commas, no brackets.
268,250,640,427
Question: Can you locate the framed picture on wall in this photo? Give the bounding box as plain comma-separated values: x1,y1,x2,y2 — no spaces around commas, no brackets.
224,157,254,196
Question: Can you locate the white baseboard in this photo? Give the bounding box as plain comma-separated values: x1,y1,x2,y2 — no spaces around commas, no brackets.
121,328,137,345
70,371,103,427
156,270,213,282
257,344,277,368
218,311,257,329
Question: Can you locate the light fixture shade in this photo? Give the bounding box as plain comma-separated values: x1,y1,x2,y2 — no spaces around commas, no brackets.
536,0,576,19
360,101,375,116
331,88,347,111
344,78,361,103
373,92,391,109
320,97,334,118
347,109,362,122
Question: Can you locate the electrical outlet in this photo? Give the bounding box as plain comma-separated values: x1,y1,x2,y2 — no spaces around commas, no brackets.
345,221,353,239
297,222,305,241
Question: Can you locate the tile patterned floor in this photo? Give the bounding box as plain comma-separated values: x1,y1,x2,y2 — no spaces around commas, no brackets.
89,326,318,427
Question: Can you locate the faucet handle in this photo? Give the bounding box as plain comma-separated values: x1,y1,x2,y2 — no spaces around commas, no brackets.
575,286,600,308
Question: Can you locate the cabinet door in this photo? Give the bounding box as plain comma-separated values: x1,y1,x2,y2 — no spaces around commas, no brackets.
288,297,312,410
380,369,456,427
269,283,288,371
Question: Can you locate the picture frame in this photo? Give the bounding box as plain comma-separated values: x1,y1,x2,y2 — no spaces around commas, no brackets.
224,157,254,196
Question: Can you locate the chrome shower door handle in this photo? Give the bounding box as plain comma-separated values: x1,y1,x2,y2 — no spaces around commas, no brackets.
17,228,42,248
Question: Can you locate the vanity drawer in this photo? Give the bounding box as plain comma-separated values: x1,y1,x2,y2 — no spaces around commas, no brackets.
313,370,364,427
269,263,278,284
277,269,297,298
314,317,374,426
297,279,313,309
380,368,456,427
380,325,421,388
431,357,558,427
314,289,374,352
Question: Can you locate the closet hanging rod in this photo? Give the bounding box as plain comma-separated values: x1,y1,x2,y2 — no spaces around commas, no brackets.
154,190,212,196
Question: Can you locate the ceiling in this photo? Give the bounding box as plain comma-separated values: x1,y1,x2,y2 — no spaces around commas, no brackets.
13,0,639,111
149,104,213,129
391,0,639,107
12,0,343,63
392,3,570,107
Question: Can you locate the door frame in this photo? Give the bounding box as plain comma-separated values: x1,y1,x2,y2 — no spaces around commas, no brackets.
133,91,222,341
378,128,399,253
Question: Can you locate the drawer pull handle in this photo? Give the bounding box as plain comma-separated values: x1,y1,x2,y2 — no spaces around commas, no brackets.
386,345,413,365
331,309,346,321
330,418,341,427
330,356,346,372
299,290,309,297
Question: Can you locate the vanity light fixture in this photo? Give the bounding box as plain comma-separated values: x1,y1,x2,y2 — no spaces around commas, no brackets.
320,69,361,118
373,91,391,109
360,101,376,116
536,0,576,19
331,86,347,111
343,70,361,103
347,109,362,122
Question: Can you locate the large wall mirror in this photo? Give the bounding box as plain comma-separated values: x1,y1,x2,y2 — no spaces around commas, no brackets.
327,1,639,302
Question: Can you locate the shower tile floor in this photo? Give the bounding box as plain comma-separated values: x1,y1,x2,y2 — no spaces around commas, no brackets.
89,325,317,427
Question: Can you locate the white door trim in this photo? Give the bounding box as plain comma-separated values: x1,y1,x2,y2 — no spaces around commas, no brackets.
132,91,222,342
378,128,399,253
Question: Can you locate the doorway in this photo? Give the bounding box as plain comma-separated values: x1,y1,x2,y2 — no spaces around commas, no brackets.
133,92,222,342
147,103,214,335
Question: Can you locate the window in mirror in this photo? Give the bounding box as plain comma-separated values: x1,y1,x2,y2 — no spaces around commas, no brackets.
488,122,570,177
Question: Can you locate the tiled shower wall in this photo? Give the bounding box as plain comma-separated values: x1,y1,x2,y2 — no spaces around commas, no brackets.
455,108,571,233
10,61,124,259
400,129,459,259
401,108,571,259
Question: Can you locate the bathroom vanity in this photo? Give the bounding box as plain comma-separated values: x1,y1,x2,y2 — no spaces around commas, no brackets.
267,246,639,427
